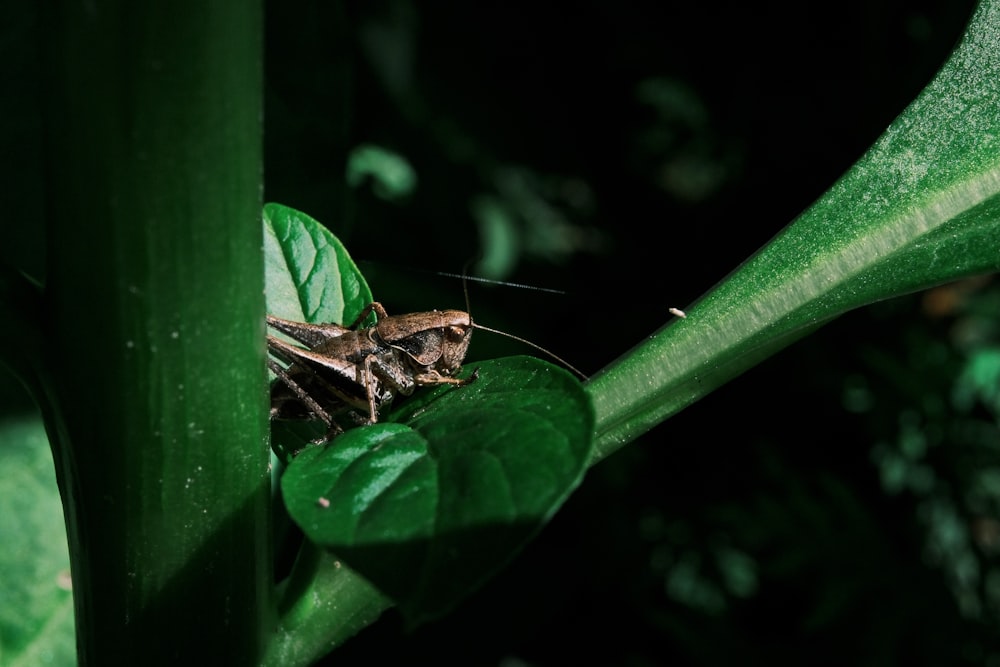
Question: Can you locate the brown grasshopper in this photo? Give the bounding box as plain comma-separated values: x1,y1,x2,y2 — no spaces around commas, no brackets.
267,299,585,443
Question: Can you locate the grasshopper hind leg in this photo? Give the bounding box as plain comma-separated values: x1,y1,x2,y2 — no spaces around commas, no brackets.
268,359,344,443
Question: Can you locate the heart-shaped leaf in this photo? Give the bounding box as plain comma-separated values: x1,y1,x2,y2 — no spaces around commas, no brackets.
263,202,373,324
281,356,593,622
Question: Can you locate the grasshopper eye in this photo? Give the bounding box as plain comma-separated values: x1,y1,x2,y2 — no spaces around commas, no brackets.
446,326,468,340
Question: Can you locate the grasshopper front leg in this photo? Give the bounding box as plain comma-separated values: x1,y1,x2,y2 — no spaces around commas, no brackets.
360,353,481,421
358,352,416,423
412,367,480,388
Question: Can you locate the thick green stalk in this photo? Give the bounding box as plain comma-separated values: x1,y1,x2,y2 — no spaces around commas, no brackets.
42,3,268,664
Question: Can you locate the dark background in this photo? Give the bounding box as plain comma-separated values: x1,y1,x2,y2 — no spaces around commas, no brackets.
264,2,1000,665
5,1,999,664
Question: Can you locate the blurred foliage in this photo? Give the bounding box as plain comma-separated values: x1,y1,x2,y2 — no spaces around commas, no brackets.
0,415,74,667
345,144,417,201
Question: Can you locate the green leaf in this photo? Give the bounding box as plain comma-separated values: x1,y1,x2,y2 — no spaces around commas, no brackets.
0,415,75,667
265,203,378,464
264,202,373,324
588,0,1000,460
281,356,594,623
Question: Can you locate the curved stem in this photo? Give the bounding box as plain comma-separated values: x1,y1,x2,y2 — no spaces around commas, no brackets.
265,541,390,667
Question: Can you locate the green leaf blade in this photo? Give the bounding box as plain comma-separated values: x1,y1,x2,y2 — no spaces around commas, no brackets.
282,357,594,623
264,202,373,324
589,1,1000,459
290,424,439,544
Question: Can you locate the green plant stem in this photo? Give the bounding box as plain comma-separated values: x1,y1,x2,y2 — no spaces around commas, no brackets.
42,2,268,664
264,542,390,667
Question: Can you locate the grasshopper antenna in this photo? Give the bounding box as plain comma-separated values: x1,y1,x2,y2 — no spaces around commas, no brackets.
471,322,589,381
356,260,566,295
438,270,566,295
461,263,588,381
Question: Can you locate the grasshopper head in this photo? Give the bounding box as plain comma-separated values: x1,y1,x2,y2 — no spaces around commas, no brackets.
436,310,474,373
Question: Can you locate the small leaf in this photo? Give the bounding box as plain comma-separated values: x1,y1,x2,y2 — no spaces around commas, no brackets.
264,203,378,462
263,202,373,324
282,356,594,623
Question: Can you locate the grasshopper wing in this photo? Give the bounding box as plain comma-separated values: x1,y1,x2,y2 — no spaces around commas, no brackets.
267,333,378,417
266,334,361,380
266,315,352,348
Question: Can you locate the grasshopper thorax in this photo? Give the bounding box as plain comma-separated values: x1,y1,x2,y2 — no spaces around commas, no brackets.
375,308,474,372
